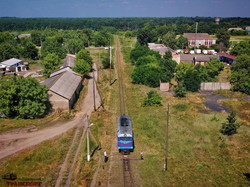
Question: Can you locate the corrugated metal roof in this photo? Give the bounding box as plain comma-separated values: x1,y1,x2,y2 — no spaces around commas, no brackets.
184,33,215,40
180,54,215,63
62,56,75,68
40,73,63,89
50,67,74,77
41,71,82,100
0,58,22,66
217,53,236,60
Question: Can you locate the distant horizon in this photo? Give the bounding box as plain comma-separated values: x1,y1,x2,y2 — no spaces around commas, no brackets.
1,16,250,19
1,0,249,18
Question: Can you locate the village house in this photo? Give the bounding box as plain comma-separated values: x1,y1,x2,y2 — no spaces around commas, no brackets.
175,54,216,65
41,70,82,111
148,43,174,57
183,33,216,48
0,58,27,72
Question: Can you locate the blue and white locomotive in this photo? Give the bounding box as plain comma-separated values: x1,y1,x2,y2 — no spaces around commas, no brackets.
117,114,134,154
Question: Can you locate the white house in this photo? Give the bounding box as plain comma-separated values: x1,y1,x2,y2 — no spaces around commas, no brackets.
0,58,27,72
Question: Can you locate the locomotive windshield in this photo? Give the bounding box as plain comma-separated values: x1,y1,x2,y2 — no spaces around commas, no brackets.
120,137,131,141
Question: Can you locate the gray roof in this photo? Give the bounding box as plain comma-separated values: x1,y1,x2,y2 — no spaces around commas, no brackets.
50,67,74,77
148,43,174,55
180,54,215,63
41,71,82,100
62,55,76,68
183,33,215,40
0,58,22,66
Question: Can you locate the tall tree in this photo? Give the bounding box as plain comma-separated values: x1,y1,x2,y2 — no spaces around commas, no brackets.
41,36,66,59
0,42,19,61
0,77,49,119
176,35,188,49
72,59,91,76
64,38,85,54
230,41,250,56
137,23,158,46
230,54,250,95
161,31,177,49
76,49,93,67
42,53,61,77
216,29,230,51
20,38,38,60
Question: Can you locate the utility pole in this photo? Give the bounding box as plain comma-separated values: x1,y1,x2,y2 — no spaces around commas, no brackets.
164,104,170,171
109,41,112,85
87,123,94,162
93,69,96,111
87,128,90,161
195,22,198,49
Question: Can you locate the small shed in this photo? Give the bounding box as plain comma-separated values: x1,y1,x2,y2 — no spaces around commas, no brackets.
217,52,236,64
41,70,82,111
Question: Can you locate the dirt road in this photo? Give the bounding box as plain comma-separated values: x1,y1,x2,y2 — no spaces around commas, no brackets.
0,63,102,161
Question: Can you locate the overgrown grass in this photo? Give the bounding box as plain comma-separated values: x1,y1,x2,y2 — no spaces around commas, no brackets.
0,129,75,186
230,35,250,41
120,36,250,187
214,90,247,98
219,100,250,126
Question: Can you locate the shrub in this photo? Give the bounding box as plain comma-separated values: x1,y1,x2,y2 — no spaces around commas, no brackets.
220,112,240,136
143,90,162,106
173,83,187,97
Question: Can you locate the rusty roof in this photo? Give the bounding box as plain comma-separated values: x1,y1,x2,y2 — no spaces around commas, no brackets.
183,33,215,40
217,52,236,60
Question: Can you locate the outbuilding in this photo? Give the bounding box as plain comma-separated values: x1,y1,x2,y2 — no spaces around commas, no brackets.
41,70,82,111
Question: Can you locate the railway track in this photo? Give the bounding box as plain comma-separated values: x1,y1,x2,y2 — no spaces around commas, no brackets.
123,156,134,187
115,35,127,115
114,36,134,187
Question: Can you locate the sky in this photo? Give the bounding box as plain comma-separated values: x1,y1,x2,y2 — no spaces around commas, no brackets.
0,0,249,18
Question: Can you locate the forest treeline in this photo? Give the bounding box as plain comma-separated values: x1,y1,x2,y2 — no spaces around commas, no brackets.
1,17,250,34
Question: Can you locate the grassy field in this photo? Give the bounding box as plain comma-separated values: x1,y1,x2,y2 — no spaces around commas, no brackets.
230,35,250,41
0,129,75,186
119,35,250,187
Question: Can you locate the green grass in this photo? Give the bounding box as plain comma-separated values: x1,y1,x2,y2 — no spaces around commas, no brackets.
120,36,250,187
0,129,75,186
219,99,250,126
214,90,247,98
230,35,250,41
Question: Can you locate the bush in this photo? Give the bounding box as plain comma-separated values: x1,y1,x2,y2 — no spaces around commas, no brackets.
173,83,187,97
220,112,240,136
143,90,162,106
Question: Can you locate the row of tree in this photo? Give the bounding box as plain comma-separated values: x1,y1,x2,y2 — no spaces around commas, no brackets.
1,17,250,33
0,32,38,62
0,29,112,63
